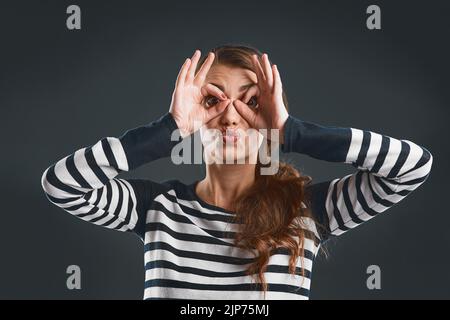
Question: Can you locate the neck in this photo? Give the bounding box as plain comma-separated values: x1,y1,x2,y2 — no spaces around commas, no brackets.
196,163,256,212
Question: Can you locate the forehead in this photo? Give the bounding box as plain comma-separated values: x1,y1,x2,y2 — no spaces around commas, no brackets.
205,64,257,88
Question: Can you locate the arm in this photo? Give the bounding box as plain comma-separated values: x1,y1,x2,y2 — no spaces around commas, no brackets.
281,114,433,241
41,112,180,237
229,52,433,242
40,49,229,239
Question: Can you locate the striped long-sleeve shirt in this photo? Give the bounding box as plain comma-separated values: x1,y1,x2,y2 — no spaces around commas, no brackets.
41,111,433,300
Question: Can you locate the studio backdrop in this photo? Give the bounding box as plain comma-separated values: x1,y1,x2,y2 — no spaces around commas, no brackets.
0,0,448,299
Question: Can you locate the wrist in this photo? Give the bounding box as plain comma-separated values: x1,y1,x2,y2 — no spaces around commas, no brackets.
169,112,191,138
276,114,289,145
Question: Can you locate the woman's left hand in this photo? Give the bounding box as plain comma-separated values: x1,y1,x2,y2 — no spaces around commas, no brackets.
234,53,289,143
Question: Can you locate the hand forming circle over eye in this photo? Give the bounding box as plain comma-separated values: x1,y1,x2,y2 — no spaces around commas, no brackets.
169,49,230,138
240,84,260,109
201,83,229,109
233,53,289,142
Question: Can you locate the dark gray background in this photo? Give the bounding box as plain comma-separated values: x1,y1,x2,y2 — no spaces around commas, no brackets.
1,0,448,299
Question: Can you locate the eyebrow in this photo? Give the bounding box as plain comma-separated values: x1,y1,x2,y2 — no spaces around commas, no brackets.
210,82,256,92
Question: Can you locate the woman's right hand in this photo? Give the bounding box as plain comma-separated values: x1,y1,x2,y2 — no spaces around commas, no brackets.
169,49,230,138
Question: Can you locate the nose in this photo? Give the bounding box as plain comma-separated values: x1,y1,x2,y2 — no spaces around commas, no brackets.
219,99,242,126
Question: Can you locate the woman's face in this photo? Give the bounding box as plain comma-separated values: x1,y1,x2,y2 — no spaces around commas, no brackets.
199,63,265,164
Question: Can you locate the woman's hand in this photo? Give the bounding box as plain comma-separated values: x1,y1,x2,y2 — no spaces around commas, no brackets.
234,53,289,143
169,49,230,138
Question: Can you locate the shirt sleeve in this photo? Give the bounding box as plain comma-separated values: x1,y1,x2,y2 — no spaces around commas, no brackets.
281,114,433,242
40,112,181,237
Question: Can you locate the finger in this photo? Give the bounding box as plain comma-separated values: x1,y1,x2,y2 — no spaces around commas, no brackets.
175,58,191,88
201,83,228,100
251,54,266,85
234,99,257,126
186,49,201,83
205,98,230,121
241,84,260,104
194,52,215,86
262,53,273,88
272,64,282,97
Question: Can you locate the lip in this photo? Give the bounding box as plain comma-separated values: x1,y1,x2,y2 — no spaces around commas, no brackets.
220,128,241,136
220,128,241,143
222,135,238,143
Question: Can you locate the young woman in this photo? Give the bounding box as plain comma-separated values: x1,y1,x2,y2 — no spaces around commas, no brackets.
41,44,433,300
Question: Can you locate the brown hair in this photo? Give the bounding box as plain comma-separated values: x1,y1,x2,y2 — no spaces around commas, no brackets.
195,44,324,297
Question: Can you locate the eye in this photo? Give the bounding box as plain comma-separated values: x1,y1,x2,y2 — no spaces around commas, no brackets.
204,95,220,108
247,96,258,108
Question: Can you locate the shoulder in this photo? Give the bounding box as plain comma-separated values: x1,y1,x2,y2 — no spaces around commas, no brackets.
134,178,195,205
131,178,190,239
123,178,190,214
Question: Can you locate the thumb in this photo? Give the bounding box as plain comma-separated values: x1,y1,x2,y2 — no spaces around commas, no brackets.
234,99,257,127
205,98,230,122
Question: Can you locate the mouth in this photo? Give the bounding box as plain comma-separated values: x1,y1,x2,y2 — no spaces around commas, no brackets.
221,129,241,144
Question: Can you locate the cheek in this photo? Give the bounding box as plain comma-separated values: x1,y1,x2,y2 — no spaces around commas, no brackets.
248,131,265,151
238,130,265,154
199,126,220,147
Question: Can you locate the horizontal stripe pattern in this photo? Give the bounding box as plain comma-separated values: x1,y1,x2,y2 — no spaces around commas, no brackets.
41,137,140,232
322,128,433,237
41,112,433,300
142,185,318,300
